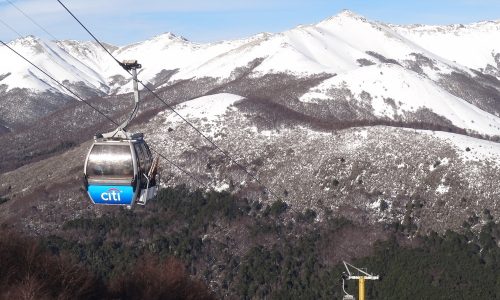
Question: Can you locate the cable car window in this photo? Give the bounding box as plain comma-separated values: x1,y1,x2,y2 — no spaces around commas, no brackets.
143,142,152,158
134,143,145,172
140,143,152,172
87,144,134,178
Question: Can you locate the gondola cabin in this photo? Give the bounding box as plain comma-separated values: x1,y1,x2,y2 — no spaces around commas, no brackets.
82,59,158,208
83,132,158,208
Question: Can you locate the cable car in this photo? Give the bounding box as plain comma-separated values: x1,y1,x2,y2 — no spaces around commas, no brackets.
83,60,159,208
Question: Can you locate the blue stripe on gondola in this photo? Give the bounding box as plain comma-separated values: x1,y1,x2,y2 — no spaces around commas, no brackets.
88,185,134,205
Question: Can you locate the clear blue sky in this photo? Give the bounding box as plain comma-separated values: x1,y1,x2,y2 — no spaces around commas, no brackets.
1,0,499,45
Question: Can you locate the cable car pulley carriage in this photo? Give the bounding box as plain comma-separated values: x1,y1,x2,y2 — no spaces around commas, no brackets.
83,60,159,208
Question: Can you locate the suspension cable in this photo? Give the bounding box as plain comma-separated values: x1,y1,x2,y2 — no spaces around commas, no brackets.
5,0,58,40
56,0,283,200
0,40,118,126
0,38,208,189
0,18,23,37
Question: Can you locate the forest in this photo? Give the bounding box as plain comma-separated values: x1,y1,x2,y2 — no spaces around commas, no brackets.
2,185,500,299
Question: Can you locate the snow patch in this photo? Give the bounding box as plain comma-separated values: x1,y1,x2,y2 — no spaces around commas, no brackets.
301,64,500,136
214,182,230,192
430,131,500,164
165,93,245,125
436,184,450,195
393,21,500,71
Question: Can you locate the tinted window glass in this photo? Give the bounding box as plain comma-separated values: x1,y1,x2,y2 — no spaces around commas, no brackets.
143,143,152,158
134,144,145,171
87,144,134,178
140,143,152,172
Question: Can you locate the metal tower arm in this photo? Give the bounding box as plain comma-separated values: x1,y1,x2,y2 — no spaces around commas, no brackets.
102,60,142,140
118,60,141,131
342,261,379,300
343,261,380,280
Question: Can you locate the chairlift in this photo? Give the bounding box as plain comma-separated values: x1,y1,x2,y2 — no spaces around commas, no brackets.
83,60,159,208
341,261,379,300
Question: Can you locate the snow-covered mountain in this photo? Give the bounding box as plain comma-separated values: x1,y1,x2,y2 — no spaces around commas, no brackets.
1,10,500,135
3,10,499,89
392,20,500,75
2,11,500,234
301,63,500,135
1,36,108,93
3,90,500,234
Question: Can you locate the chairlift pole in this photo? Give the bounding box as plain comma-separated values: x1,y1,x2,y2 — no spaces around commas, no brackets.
342,261,379,300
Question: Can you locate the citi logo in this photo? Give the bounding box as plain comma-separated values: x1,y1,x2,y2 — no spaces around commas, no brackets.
101,188,122,201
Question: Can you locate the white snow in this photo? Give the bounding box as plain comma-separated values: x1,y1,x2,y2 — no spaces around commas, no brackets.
47,9,471,88
430,131,500,164
114,33,254,89
436,184,450,195
1,36,108,94
1,9,499,146
165,93,245,125
215,182,230,192
169,10,463,80
393,21,500,72
2,11,497,96
301,63,500,136
369,198,382,210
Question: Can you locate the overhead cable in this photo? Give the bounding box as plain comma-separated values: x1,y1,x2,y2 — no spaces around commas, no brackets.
56,0,283,200
0,37,208,189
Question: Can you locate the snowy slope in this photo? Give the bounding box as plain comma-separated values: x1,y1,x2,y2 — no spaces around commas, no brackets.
112,33,256,91
56,40,122,83
6,10,481,91
166,11,459,80
4,11,500,237
1,36,108,94
155,93,245,139
2,11,499,93
136,92,500,232
163,93,245,125
301,63,500,135
393,21,500,74
430,130,500,163
1,10,500,136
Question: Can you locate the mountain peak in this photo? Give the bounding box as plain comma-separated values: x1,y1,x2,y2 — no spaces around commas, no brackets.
9,35,46,52
12,35,38,43
320,10,368,24
338,9,363,18
153,32,188,42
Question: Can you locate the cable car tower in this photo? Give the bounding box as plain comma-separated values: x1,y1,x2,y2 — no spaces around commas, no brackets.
341,261,379,300
83,60,159,208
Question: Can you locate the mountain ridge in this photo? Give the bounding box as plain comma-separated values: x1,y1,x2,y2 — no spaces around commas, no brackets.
3,10,500,93
1,10,500,236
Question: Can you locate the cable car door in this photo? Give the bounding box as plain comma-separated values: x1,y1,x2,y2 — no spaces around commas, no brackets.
84,142,138,206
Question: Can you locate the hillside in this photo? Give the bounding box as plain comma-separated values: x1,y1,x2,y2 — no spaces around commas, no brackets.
4,186,500,299
1,10,500,130
1,9,500,298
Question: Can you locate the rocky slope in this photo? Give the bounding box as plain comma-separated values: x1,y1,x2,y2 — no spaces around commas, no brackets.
2,91,500,234
2,10,500,128
1,11,500,235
